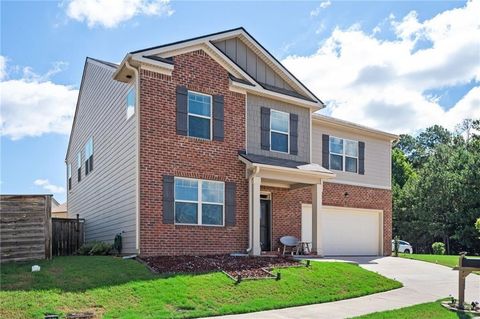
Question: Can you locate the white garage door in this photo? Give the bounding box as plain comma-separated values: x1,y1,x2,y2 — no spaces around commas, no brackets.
301,205,382,256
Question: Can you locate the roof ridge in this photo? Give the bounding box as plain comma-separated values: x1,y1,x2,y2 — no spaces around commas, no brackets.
87,57,118,69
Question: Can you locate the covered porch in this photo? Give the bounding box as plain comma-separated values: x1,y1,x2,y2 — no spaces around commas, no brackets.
239,153,335,256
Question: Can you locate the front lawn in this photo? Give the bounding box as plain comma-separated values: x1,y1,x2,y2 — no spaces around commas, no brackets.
399,254,480,274
352,301,476,319
0,256,401,318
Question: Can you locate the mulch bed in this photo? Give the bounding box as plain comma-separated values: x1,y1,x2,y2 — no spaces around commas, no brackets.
141,254,302,279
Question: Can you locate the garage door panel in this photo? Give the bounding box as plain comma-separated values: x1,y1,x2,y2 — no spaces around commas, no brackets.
301,205,381,256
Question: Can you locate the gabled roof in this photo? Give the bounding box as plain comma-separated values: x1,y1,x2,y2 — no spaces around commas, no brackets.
114,27,324,109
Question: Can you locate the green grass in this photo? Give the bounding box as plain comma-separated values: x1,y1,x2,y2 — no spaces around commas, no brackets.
352,301,476,319
399,254,480,274
0,256,401,319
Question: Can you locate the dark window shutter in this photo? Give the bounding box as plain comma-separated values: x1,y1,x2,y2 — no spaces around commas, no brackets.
213,95,224,141
176,86,188,136
90,156,93,172
78,168,81,182
290,113,298,155
225,182,236,226
358,141,365,175
85,160,89,175
163,175,175,224
322,134,330,169
260,107,270,150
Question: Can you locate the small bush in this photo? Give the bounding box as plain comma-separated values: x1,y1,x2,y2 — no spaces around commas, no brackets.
77,241,112,255
432,242,446,255
90,242,113,255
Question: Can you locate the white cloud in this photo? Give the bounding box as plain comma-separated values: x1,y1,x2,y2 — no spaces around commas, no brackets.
310,0,331,16
0,56,7,81
65,0,174,28
0,57,78,140
285,0,480,134
34,179,65,194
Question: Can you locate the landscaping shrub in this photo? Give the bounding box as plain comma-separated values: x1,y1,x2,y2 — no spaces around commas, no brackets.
432,242,446,255
77,241,112,255
113,233,123,255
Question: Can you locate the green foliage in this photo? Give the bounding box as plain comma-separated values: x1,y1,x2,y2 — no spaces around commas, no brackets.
475,218,480,234
77,241,112,255
393,119,480,255
432,242,446,255
393,236,400,257
0,256,401,318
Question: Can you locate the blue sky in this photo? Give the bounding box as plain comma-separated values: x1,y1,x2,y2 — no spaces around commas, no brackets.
1,0,479,203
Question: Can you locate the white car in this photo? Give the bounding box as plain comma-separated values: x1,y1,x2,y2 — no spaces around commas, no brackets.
392,240,413,254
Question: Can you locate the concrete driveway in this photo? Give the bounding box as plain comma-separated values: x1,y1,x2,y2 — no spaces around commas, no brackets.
211,256,479,319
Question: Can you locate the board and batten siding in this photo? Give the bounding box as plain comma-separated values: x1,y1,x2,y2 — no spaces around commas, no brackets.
66,59,137,254
213,38,295,92
312,122,392,189
247,94,310,162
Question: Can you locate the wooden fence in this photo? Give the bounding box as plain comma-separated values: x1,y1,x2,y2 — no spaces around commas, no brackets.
0,195,52,263
52,216,85,256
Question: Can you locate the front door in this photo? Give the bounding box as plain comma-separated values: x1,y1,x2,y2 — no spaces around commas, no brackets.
260,199,271,251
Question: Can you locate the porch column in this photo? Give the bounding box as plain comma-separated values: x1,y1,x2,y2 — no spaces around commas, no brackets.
251,176,262,255
311,182,324,256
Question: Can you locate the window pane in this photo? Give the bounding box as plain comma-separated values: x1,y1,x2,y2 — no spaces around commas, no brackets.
188,92,211,116
345,140,358,157
175,202,198,224
175,179,198,201
127,89,135,119
330,154,343,170
330,137,343,154
188,116,210,139
271,110,289,133
202,204,223,225
77,153,81,168
345,156,357,173
271,132,288,152
202,181,224,203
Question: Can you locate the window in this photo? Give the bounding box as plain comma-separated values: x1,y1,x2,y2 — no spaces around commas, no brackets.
85,137,94,175
174,177,224,226
126,88,135,119
67,163,72,190
329,136,358,173
188,91,212,139
77,152,82,182
270,110,289,153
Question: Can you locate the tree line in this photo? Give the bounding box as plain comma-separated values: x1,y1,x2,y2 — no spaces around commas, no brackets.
392,119,480,255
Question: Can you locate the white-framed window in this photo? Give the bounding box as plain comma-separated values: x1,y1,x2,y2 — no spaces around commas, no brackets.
187,91,212,140
270,109,289,153
67,163,72,191
85,137,94,175
77,152,82,182
329,136,358,173
174,177,224,226
126,88,136,119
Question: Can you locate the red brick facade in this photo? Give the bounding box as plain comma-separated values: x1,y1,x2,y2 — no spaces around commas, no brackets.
139,50,249,256
261,182,392,255
138,49,392,257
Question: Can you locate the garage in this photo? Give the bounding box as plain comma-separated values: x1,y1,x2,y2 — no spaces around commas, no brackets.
301,204,383,256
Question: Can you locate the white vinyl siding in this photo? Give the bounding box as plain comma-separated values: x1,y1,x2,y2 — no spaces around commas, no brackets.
66,59,137,254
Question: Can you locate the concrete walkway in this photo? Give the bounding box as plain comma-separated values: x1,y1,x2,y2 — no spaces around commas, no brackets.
210,256,480,319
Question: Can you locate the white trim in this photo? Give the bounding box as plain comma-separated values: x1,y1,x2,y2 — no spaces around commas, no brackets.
173,177,225,227
324,180,392,190
187,90,213,140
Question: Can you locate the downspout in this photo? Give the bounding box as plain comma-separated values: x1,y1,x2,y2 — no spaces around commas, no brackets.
124,60,141,255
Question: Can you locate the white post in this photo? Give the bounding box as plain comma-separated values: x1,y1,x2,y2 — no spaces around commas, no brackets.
312,182,323,256
251,176,262,256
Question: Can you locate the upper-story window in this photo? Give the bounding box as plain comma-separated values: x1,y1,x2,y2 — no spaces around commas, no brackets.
126,88,136,119
188,91,212,140
77,152,82,182
329,136,358,173
85,137,94,175
67,163,72,191
174,177,224,226
270,110,289,153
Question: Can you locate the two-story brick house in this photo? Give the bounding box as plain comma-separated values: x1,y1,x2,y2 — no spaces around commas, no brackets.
66,28,397,257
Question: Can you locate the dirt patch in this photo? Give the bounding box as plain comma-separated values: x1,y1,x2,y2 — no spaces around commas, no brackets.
141,254,301,279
